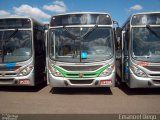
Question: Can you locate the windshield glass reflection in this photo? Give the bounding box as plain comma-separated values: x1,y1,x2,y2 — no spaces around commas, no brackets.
49,27,113,63
0,30,32,63
132,27,160,62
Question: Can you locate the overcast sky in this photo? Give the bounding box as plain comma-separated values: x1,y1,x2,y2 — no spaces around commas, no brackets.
0,0,160,25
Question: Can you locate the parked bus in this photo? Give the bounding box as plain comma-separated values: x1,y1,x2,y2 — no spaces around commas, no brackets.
119,12,160,88
0,17,46,86
47,12,117,88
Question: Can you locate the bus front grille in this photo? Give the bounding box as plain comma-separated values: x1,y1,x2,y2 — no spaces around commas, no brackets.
144,66,160,71
65,73,97,78
0,73,17,76
69,79,93,84
153,80,160,84
59,65,102,71
149,74,160,77
0,79,14,83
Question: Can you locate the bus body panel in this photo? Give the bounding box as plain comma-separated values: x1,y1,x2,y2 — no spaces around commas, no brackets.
0,57,35,86
129,72,160,88
48,59,116,88
120,12,160,88
127,59,160,88
0,72,35,86
0,17,46,86
47,12,117,88
48,71,115,88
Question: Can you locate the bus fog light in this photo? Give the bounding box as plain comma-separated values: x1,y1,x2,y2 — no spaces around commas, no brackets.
18,65,33,76
49,66,63,77
130,65,147,77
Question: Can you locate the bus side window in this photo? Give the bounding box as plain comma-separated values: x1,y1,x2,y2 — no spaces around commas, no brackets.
34,28,45,56
115,27,122,50
124,29,129,56
156,17,160,24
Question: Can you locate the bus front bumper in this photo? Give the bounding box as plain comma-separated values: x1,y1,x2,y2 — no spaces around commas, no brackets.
48,73,115,88
0,73,35,86
129,73,160,88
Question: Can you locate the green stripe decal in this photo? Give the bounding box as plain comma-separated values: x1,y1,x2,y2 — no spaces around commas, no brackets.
52,64,110,78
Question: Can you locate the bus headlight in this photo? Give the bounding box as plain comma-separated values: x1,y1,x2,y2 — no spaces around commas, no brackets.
99,65,114,77
49,66,63,77
130,65,147,77
18,65,33,76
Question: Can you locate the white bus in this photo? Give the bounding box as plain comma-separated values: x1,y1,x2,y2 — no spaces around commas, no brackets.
119,12,160,88
47,12,117,88
0,17,46,86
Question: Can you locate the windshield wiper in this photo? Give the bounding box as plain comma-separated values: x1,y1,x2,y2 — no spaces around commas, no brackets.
7,28,19,41
82,25,98,39
3,28,19,44
146,25,160,39
62,26,77,40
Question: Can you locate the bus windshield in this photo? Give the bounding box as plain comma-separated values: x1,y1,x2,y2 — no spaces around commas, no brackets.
132,27,160,62
49,27,113,63
0,30,32,63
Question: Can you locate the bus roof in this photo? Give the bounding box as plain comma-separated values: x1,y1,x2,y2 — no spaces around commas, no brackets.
131,11,160,16
0,16,44,30
122,11,160,29
121,16,131,29
131,12,160,26
0,16,44,26
51,12,111,17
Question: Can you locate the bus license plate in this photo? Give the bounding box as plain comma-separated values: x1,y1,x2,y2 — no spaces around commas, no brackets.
100,80,112,85
19,80,30,85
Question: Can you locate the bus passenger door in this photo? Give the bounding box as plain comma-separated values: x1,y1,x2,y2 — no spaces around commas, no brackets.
115,27,122,83
122,31,129,82
34,29,46,85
